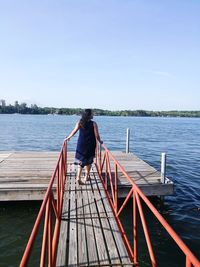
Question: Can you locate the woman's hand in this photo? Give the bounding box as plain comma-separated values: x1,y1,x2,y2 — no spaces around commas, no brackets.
64,122,80,142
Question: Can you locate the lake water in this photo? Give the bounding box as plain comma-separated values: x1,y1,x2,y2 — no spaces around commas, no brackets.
0,114,199,266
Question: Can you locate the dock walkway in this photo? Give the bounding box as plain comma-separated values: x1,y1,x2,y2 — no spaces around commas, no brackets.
56,164,133,266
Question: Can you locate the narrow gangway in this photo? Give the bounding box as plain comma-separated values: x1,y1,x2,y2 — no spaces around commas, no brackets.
20,141,200,267
56,164,133,266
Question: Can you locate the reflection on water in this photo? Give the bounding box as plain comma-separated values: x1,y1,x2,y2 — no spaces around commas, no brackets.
0,115,200,266
0,201,41,267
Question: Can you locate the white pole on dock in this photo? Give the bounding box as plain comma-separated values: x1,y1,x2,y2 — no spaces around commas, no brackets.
161,152,166,183
126,128,130,154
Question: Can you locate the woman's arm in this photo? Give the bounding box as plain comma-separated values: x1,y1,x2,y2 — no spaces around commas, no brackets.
65,122,80,141
93,122,103,144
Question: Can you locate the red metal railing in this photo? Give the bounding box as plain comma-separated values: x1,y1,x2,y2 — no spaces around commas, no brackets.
20,141,67,267
20,140,199,267
96,143,200,267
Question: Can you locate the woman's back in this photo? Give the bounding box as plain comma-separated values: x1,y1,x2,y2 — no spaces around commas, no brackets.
78,120,95,143
76,120,96,159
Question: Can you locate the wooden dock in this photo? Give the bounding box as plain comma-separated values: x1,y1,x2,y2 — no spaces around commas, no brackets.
0,151,173,201
56,164,134,267
0,152,59,201
17,146,200,267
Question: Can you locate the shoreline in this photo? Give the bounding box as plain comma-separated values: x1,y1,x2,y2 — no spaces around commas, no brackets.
1,113,200,118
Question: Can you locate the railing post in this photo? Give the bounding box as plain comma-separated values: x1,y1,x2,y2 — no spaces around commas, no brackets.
133,191,138,264
114,164,118,213
105,152,108,190
186,257,192,267
126,128,130,154
40,203,49,266
65,142,67,175
99,142,102,173
48,197,53,267
57,167,60,216
161,153,166,184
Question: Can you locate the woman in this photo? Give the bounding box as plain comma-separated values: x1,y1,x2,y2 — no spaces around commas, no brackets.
65,109,103,184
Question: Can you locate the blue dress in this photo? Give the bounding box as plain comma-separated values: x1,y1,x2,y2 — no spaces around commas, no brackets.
75,120,96,167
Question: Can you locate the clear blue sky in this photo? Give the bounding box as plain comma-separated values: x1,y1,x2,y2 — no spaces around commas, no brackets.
0,0,200,111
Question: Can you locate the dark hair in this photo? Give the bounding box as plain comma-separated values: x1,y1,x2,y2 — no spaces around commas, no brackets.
79,109,92,128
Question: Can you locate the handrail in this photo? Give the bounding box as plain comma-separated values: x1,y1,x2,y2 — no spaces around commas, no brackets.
96,143,200,267
20,141,67,267
20,141,199,266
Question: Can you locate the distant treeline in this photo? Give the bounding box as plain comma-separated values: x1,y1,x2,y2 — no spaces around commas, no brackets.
0,100,200,117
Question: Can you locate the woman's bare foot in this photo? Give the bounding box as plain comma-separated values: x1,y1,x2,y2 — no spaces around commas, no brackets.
76,178,85,185
84,174,90,183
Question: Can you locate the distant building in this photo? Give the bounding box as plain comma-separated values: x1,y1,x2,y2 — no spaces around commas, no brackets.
0,99,6,107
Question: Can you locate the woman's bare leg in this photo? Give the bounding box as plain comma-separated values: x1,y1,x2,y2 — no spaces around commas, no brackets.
76,165,83,183
84,164,91,181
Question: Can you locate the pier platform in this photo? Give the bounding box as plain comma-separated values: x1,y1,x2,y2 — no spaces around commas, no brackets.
0,151,173,201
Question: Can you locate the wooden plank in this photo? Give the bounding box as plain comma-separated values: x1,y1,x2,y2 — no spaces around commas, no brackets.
56,165,71,266
91,167,133,266
90,176,122,265
77,182,88,266
87,183,110,266
84,181,99,266
118,183,174,197
0,184,51,189
0,153,12,163
68,170,78,266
